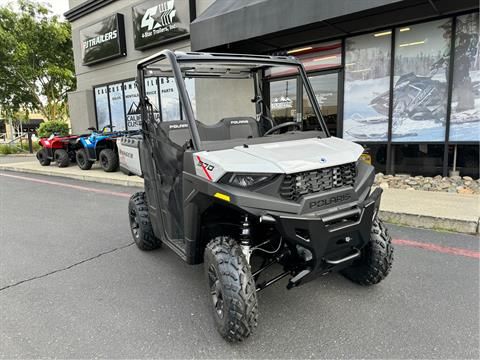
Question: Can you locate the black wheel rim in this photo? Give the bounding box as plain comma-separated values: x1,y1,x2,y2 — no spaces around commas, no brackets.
129,208,140,239
78,153,85,166
100,154,108,168
208,265,224,319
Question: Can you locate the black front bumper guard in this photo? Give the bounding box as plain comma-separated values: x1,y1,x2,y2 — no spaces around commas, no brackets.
269,187,383,288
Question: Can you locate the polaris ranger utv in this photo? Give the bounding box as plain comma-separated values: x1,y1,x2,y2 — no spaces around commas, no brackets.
127,50,393,342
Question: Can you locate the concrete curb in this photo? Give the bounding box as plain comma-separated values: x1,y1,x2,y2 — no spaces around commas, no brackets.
379,210,479,235
0,165,144,188
0,153,36,157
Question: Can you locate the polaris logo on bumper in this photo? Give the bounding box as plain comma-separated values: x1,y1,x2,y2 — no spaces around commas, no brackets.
309,194,351,209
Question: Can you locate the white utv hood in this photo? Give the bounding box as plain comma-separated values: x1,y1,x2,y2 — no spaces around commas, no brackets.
194,137,364,182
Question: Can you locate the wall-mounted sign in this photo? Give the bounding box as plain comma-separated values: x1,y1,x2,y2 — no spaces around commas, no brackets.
80,14,126,66
132,0,189,50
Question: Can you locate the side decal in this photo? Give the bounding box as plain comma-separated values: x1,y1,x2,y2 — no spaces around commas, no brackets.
196,155,213,181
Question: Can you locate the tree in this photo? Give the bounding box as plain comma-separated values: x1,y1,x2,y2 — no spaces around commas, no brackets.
0,0,76,124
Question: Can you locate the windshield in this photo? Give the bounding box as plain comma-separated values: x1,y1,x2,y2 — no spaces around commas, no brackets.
141,55,327,148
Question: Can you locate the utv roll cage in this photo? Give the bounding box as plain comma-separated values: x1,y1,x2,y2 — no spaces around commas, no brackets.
136,50,330,150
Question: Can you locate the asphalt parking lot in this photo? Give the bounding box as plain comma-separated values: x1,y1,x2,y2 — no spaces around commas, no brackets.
0,171,478,359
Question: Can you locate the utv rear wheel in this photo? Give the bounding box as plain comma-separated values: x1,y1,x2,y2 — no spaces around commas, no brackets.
128,192,161,250
99,148,119,172
54,149,70,167
36,149,51,166
204,236,258,342
76,148,93,170
341,217,393,285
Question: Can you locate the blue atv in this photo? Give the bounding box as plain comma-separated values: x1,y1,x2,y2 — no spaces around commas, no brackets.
75,126,126,172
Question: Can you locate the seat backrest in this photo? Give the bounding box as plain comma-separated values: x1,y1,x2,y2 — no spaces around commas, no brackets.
159,120,190,146
195,120,229,141
222,117,260,139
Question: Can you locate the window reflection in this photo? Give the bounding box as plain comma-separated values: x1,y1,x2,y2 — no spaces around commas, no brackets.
307,73,338,134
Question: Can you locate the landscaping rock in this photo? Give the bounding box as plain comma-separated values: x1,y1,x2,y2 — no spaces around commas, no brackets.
373,173,479,195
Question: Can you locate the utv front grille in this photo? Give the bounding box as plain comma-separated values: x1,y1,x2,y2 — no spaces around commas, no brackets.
280,162,356,201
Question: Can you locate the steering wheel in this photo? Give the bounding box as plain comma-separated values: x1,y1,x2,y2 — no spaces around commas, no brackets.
263,121,301,136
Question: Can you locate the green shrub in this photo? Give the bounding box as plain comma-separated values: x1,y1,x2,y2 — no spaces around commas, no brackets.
0,144,20,155
37,120,69,138
20,141,41,152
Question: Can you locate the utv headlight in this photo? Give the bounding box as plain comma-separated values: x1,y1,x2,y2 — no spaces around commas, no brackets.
220,173,276,188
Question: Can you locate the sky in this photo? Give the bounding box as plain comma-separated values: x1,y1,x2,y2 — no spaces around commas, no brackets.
0,0,70,18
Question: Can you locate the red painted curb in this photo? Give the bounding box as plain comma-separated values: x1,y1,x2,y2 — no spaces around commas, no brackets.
0,172,131,198
393,239,480,259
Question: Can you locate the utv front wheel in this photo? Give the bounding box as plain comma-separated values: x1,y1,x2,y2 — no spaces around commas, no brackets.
99,148,119,172
36,149,51,166
54,149,70,167
341,217,393,285
128,192,161,250
76,148,93,170
204,236,258,342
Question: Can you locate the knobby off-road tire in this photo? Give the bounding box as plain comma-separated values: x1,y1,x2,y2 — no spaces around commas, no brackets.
99,148,119,172
76,148,93,170
128,192,161,250
54,149,70,167
204,236,258,342
36,148,51,166
341,217,394,285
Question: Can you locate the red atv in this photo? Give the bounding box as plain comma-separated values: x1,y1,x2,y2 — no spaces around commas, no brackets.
36,134,81,167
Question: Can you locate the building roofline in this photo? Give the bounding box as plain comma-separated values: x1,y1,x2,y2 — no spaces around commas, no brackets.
64,0,116,21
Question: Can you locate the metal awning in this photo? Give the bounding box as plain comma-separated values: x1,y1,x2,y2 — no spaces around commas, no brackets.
191,0,478,52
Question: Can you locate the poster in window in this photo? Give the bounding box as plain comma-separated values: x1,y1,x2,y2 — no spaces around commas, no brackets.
145,77,161,122
449,13,480,142
270,79,296,124
184,77,196,118
160,77,180,121
343,32,391,142
124,80,141,130
391,19,451,142
109,83,126,131
94,86,110,130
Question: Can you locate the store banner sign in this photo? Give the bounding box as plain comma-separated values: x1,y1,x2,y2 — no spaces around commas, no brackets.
80,14,126,66
132,0,189,50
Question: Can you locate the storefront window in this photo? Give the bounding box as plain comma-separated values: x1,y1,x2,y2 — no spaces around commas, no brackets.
447,145,479,178
362,144,387,173
295,41,342,72
108,83,125,131
270,79,297,124
124,80,141,130
449,13,480,142
343,32,391,142
393,144,444,176
307,73,338,134
392,19,452,142
145,77,160,123
94,86,110,130
160,77,180,121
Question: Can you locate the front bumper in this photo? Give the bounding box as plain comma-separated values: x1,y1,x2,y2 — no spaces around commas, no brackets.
272,187,383,284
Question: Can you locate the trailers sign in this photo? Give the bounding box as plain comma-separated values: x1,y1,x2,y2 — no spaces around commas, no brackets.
80,14,126,66
132,0,189,50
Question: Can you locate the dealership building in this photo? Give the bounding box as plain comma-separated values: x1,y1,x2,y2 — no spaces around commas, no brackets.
65,0,479,177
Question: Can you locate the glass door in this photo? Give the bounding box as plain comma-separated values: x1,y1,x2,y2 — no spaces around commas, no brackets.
306,72,340,136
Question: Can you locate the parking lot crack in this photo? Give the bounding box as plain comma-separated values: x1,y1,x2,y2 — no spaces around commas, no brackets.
0,242,134,292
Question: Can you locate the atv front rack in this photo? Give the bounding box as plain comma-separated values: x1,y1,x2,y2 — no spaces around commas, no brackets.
254,188,382,291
